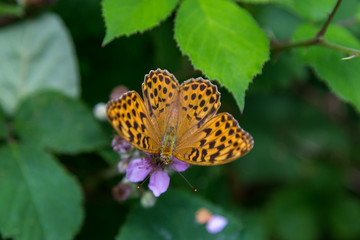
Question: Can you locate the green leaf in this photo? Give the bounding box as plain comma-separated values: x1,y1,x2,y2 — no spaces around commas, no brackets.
0,13,80,116
174,0,269,111
293,24,360,112
14,91,107,154
0,143,83,240
102,0,179,45
116,190,242,240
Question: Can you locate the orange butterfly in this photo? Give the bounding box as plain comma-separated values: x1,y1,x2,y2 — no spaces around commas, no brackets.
106,69,253,166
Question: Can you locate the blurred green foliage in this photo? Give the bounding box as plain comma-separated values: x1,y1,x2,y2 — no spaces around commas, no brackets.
0,0,360,239
0,13,79,115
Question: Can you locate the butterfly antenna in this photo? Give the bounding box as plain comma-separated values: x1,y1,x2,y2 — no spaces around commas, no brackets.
177,171,197,192
137,174,151,189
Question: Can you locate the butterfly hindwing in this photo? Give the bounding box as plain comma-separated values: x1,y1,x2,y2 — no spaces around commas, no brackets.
174,113,254,165
106,91,161,153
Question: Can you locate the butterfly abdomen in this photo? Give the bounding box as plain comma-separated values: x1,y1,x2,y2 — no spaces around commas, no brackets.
161,126,176,165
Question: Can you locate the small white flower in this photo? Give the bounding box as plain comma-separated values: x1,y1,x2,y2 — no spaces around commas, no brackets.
93,102,107,121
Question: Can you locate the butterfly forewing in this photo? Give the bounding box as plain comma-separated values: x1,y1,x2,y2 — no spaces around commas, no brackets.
174,113,254,165
176,78,221,142
106,91,161,153
142,69,179,137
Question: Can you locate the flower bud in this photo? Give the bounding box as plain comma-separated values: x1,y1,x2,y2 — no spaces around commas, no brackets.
112,135,132,153
112,182,132,203
93,102,107,121
140,191,156,208
110,86,129,100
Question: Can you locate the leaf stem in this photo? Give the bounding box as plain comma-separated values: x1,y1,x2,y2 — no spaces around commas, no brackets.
271,0,359,58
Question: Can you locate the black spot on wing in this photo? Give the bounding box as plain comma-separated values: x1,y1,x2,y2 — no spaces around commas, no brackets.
203,128,212,136
200,139,206,147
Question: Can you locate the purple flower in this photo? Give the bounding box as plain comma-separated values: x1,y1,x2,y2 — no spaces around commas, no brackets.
206,215,228,234
112,135,132,153
126,156,189,197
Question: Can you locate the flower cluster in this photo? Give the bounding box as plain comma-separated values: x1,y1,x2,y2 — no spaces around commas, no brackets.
108,132,190,202
126,155,189,197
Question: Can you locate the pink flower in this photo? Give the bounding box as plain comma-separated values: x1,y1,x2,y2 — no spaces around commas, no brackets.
206,215,228,234
126,156,189,197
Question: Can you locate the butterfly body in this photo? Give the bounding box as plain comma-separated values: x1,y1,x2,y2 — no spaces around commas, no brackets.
106,69,254,166
161,126,176,165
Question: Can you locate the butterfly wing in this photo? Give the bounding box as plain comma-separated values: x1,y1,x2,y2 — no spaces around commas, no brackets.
106,91,162,153
142,69,179,137
174,113,254,165
175,78,221,141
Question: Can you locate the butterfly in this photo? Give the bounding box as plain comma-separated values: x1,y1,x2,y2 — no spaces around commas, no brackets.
106,69,254,166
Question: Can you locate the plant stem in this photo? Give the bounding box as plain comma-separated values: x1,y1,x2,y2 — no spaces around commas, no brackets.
321,39,360,56
270,0,359,57
316,0,343,38
271,39,318,52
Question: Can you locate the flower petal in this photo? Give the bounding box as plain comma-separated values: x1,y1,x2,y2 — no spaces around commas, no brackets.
170,157,190,172
206,215,228,234
126,158,151,182
148,170,170,197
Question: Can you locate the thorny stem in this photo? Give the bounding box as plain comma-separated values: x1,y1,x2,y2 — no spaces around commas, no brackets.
271,0,360,58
